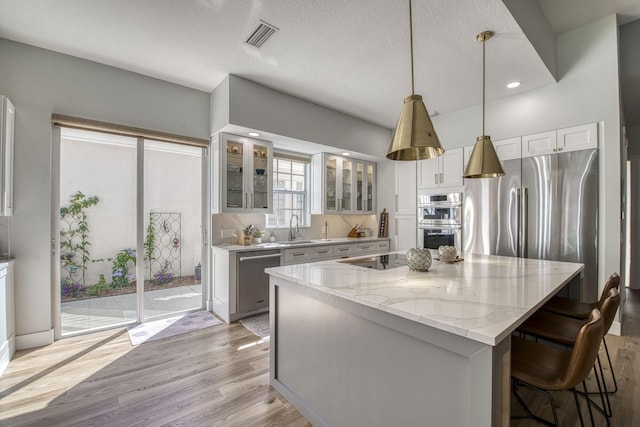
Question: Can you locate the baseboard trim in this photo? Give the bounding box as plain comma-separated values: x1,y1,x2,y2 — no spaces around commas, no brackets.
15,329,54,350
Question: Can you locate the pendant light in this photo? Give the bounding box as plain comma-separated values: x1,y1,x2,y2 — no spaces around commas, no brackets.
463,31,505,178
386,0,444,161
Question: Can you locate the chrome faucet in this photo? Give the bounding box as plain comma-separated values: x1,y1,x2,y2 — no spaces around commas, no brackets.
289,214,299,241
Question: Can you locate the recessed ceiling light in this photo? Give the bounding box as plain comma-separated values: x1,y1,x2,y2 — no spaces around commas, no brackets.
342,152,351,156
506,81,521,89
248,132,260,137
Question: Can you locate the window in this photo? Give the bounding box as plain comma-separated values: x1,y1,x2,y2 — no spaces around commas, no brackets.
266,155,310,228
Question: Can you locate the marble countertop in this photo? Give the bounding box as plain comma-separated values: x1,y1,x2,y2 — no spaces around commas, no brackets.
266,252,584,346
213,236,389,253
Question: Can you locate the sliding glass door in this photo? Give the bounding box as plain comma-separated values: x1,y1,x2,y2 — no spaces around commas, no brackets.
143,140,203,320
57,128,205,336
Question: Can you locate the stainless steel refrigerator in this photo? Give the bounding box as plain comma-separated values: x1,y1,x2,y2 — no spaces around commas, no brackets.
463,149,599,301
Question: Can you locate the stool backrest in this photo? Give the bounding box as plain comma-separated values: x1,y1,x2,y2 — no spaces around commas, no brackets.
601,288,620,335
561,309,604,390
598,272,620,309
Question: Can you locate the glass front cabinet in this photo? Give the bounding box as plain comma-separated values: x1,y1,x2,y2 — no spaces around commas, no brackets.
212,133,273,214
311,153,375,215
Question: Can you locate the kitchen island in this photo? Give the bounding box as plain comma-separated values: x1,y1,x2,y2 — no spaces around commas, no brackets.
266,253,583,427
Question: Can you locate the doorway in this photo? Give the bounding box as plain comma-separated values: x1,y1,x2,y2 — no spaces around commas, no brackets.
55,128,206,336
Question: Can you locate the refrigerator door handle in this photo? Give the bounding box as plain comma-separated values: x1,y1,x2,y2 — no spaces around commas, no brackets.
516,188,521,257
522,187,529,258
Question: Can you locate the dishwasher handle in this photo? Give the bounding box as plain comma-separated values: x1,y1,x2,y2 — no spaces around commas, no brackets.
239,253,282,262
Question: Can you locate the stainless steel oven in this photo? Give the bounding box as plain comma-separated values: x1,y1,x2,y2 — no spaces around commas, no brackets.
417,192,463,252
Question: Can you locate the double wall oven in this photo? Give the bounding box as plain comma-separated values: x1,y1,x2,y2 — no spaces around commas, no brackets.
417,192,462,252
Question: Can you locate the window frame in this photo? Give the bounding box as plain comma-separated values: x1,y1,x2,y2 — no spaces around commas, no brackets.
265,154,311,229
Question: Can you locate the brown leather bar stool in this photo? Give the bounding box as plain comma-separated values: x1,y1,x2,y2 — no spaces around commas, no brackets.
511,309,604,427
518,288,620,421
542,272,619,319
541,272,620,394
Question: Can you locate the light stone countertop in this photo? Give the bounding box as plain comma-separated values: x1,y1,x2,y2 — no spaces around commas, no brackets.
266,252,584,346
213,236,389,253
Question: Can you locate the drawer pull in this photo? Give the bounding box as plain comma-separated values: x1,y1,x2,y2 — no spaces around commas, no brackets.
293,252,306,257
317,250,329,254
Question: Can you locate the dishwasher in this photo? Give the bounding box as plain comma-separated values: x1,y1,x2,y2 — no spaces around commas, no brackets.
237,250,282,314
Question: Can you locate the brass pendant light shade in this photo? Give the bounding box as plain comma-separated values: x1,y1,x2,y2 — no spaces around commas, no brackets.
386,0,444,161
387,94,444,161
463,31,505,178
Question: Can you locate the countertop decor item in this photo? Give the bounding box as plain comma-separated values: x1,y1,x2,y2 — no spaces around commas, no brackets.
255,168,265,175
406,247,432,271
438,245,458,263
463,30,505,178
386,0,444,161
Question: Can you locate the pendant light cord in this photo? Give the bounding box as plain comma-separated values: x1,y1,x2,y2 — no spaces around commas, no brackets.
482,35,486,137
409,0,415,95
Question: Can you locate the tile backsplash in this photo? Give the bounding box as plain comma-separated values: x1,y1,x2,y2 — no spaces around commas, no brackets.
212,213,379,245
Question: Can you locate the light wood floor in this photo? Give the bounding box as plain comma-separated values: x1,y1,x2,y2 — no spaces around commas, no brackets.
1,291,639,427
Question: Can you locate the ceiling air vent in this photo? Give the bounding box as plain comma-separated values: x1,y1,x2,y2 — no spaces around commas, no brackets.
245,20,279,48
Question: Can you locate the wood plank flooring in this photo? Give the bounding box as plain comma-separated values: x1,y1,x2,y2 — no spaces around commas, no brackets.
1,290,640,426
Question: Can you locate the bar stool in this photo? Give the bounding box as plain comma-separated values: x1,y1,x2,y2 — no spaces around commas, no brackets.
541,272,620,394
511,309,604,427
517,288,620,421
542,272,619,319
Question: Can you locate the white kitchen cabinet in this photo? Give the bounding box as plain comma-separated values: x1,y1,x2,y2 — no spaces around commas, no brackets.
522,123,597,158
311,153,376,214
332,244,354,258
0,96,15,216
394,161,417,215
355,160,376,214
354,240,389,255
463,137,522,171
0,262,14,377
394,215,416,252
211,133,273,214
418,148,463,190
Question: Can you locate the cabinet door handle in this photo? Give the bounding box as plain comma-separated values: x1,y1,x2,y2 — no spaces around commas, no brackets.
245,193,249,208
395,219,398,236
439,173,443,184
435,173,438,184
395,195,398,212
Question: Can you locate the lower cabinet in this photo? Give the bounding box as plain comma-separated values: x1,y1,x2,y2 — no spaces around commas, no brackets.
1,262,14,377
395,215,417,251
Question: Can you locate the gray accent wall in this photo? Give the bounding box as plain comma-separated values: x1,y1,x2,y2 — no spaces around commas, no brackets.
0,38,209,346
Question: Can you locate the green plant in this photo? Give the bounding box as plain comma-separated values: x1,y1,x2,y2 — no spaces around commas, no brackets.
110,248,136,288
60,191,99,286
144,215,156,279
86,274,109,296
253,228,265,238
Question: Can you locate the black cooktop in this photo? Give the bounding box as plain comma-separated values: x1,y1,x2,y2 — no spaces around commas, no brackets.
339,253,406,270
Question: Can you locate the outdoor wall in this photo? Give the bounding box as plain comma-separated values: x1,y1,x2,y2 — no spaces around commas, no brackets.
60,130,202,286
0,38,210,348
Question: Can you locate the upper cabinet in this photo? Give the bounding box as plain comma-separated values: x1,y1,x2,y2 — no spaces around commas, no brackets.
211,133,273,214
417,148,463,190
394,161,416,215
463,137,522,170
522,123,597,158
0,96,15,216
311,153,376,214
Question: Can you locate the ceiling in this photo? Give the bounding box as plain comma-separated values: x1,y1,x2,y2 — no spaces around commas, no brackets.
0,0,638,131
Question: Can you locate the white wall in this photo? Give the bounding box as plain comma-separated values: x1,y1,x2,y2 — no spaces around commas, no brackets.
0,38,209,347
60,133,203,284
427,15,622,303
